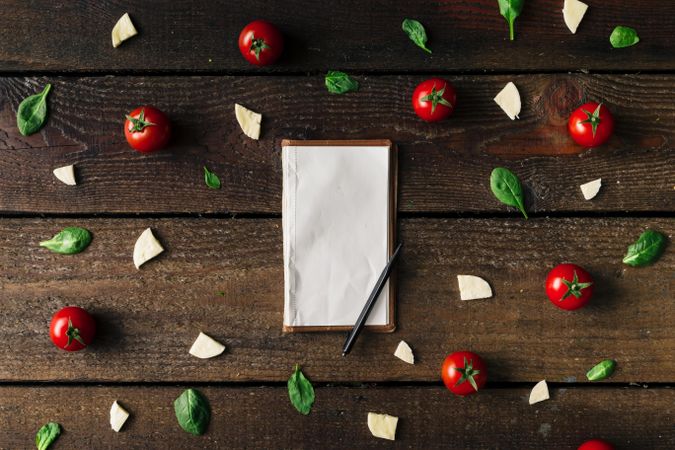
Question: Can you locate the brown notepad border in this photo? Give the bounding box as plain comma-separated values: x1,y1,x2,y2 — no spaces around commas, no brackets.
281,139,398,333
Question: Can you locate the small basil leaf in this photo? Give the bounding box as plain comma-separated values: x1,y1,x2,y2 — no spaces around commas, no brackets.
35,422,61,450
174,388,211,435
402,19,432,54
586,359,617,381
325,71,359,95
17,83,52,136
622,229,667,267
610,26,640,48
497,0,525,41
39,227,92,254
203,166,221,190
490,167,528,219
287,364,315,415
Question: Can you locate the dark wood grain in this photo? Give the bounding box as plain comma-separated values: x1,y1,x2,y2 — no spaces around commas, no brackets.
1,1,674,73
0,217,671,383
0,75,673,214
2,1,672,447
0,386,671,449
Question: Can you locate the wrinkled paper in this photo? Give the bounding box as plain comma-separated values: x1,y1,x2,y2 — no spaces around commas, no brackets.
282,145,390,327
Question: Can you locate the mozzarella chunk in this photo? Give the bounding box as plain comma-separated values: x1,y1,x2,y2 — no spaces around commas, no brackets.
189,332,226,359
112,13,138,48
493,82,521,120
393,340,414,364
563,0,589,34
580,178,602,200
133,228,164,269
235,104,262,140
457,275,493,301
367,412,398,440
110,400,130,432
53,164,76,186
529,380,550,405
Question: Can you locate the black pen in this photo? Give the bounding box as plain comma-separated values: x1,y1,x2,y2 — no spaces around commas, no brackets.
342,242,403,356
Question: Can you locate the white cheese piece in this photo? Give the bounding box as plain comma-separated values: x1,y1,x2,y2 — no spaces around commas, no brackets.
529,380,550,405
580,178,602,200
235,104,262,140
493,82,521,120
367,412,398,441
110,400,130,432
133,228,164,269
53,164,76,186
457,275,493,301
393,340,414,364
189,332,226,359
112,13,138,48
563,0,589,34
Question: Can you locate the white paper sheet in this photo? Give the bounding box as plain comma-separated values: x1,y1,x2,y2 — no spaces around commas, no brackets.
282,145,391,328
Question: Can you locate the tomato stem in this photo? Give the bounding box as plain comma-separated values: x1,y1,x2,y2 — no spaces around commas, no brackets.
420,83,453,115
126,109,156,133
579,103,603,138
249,35,271,61
65,318,86,348
454,357,481,392
560,271,593,301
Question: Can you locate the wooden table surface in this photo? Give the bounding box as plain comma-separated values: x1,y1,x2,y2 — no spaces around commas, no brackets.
0,1,672,449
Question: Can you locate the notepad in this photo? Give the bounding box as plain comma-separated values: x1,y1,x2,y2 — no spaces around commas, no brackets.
281,140,397,332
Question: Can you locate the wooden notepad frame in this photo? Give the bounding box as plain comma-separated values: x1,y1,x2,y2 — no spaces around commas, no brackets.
281,139,398,333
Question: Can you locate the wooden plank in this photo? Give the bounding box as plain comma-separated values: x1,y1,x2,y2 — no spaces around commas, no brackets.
0,75,673,214
0,385,671,449
0,217,671,383
1,1,674,72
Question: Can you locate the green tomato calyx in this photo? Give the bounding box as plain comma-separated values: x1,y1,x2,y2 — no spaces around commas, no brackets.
421,83,453,114
65,318,86,348
250,35,271,61
126,109,156,133
454,357,481,392
580,103,603,138
560,271,593,301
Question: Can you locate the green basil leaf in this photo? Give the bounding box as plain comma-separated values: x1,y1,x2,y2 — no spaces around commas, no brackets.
325,71,359,95
610,26,640,48
490,167,528,219
35,422,61,450
622,229,667,267
17,83,52,136
402,19,432,54
39,226,92,254
287,364,315,415
203,166,221,190
497,0,525,41
174,388,211,435
586,359,617,381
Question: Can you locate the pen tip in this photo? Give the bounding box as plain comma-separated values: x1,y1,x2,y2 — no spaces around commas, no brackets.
342,352,347,357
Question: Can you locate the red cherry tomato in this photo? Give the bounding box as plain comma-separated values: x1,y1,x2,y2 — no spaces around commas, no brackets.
568,102,614,147
545,263,594,311
578,439,615,450
124,106,171,153
441,351,487,396
412,78,457,122
49,306,96,352
238,20,284,66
